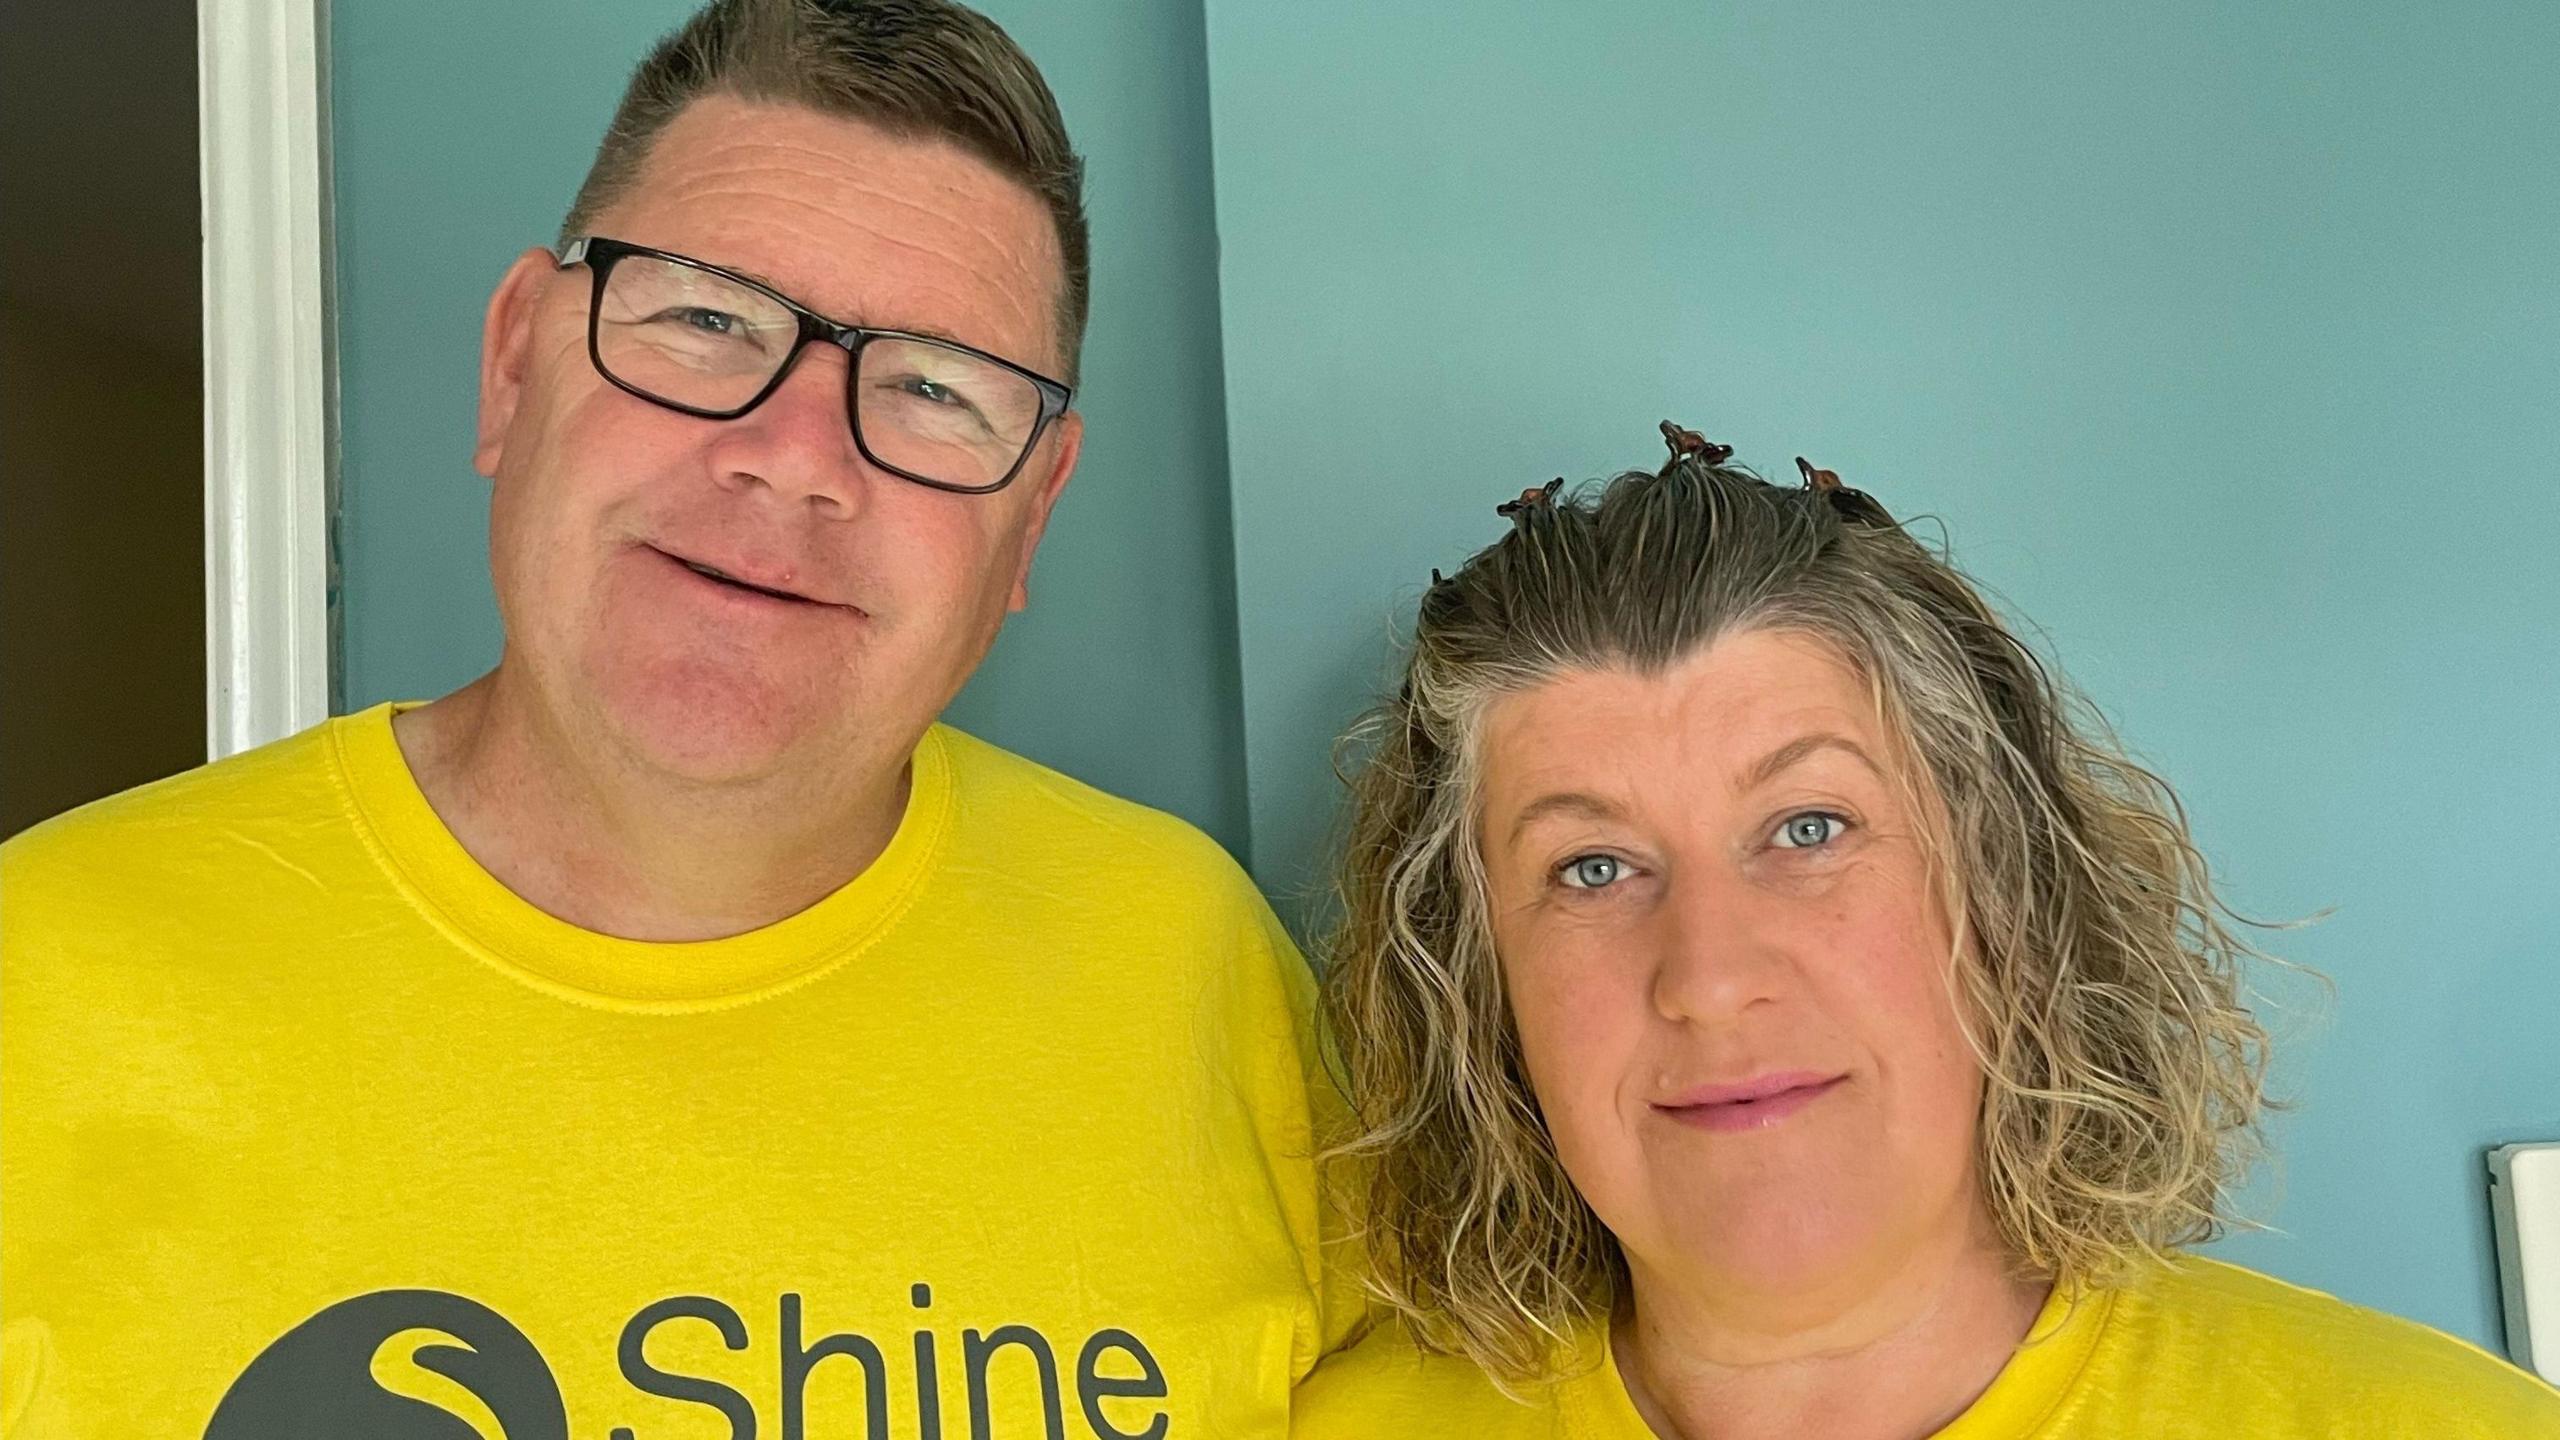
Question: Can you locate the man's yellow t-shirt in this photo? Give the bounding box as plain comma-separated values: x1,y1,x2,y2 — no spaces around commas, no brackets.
1293,1256,2560,1437
2,704,1362,1438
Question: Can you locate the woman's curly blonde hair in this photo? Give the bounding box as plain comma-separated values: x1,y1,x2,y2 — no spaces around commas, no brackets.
1321,434,2279,1383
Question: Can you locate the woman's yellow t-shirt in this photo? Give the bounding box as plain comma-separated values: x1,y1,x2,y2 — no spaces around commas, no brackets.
2,705,1363,1438
1294,1256,2560,1438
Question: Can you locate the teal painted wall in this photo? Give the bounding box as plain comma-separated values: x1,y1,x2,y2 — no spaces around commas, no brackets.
332,0,2558,1355
332,0,1250,856
1200,0,2560,1349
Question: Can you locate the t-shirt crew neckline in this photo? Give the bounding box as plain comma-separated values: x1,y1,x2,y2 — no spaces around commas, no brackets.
328,700,955,1012
1563,1279,2112,1439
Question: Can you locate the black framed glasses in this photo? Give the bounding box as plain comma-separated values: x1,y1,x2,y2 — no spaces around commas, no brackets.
555,236,1074,495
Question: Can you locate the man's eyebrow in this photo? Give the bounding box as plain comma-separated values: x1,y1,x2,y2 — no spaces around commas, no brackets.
720,260,789,293
1742,732,1884,790
673,253,796,299
709,263,971,347
886,322,980,350
1505,792,1629,849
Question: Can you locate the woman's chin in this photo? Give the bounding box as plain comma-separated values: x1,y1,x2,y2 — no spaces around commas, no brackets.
1651,1224,1853,1302
1616,1174,1893,1309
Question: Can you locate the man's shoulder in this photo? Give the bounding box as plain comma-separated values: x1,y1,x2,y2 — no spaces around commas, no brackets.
920,724,1315,1019
931,723,1257,897
2115,1256,2560,1432
1294,1321,1564,1440
3,717,349,900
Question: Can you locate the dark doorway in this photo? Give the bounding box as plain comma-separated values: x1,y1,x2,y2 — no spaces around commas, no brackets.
1,1,206,836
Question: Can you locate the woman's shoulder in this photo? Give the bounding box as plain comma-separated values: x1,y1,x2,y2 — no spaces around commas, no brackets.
1294,1320,1577,1440
2098,1255,2560,1434
2136,1254,2533,1377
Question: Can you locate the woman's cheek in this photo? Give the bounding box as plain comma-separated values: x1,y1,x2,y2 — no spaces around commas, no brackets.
1513,944,1651,1186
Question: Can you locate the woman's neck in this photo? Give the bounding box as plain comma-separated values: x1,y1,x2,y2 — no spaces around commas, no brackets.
1611,1209,2049,1440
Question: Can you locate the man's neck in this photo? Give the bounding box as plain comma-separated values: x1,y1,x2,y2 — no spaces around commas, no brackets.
392,671,912,942
1612,1207,2049,1440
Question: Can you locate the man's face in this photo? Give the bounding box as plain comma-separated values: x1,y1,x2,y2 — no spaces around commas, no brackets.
473,96,1081,787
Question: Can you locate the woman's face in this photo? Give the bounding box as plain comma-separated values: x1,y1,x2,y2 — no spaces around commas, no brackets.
1478,627,1991,1315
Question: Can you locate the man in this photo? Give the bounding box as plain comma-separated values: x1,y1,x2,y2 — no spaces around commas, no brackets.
0,2,1359,1434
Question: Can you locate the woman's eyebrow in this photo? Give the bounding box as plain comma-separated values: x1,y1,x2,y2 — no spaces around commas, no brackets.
1742,732,1884,790
1504,736,1880,845
1505,792,1627,848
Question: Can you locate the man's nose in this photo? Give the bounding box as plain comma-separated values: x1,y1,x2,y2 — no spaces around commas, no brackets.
701,342,879,515
1648,873,1791,1026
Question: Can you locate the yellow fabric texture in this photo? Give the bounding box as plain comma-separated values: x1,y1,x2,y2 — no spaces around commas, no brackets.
2,704,1364,1439
1293,1256,2560,1438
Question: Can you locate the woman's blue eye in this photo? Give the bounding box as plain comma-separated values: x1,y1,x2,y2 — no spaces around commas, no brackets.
1771,812,1849,849
1557,854,1625,890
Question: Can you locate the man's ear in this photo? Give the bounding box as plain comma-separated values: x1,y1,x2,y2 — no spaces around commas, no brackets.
473,247,567,479
1006,409,1083,613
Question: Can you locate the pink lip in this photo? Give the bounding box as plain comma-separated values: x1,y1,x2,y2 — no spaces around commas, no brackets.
1652,1072,1846,1133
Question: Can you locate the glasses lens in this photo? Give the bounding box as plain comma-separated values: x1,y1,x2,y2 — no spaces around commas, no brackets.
855,336,1046,491
593,254,798,414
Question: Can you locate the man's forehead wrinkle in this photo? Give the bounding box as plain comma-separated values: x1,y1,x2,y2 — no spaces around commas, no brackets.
625,98,1065,321
657,129,1060,272
653,177,1038,282
633,174,1055,360
667,153,1027,234
649,169,1026,256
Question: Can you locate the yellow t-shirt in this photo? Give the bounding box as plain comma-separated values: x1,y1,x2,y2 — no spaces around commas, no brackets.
1293,1256,2560,1438
2,704,1363,1438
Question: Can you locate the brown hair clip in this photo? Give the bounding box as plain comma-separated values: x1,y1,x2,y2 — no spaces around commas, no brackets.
1496,477,1565,521
1660,420,1735,471
1797,455,1891,526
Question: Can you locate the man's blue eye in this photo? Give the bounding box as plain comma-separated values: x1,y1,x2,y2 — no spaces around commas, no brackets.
648,306,744,335
1558,854,1625,890
1771,812,1849,849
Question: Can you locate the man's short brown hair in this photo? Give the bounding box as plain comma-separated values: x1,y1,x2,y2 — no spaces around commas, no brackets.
564,0,1089,380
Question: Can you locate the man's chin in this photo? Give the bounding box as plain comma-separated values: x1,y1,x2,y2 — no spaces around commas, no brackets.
587,673,842,790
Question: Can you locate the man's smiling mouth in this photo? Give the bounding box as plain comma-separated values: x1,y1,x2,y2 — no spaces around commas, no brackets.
643,544,851,609
676,556,811,603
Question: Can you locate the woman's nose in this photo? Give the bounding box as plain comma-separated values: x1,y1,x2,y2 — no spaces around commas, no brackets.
1648,874,1792,1025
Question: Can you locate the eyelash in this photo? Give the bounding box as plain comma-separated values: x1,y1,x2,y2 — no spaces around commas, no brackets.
1547,810,1854,893
1770,810,1853,850
1553,852,1632,891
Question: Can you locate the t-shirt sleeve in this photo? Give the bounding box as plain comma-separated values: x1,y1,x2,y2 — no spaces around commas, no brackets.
1232,885,1380,1370
2364,1335,2560,1436
1297,962,1381,1363
2119,1259,2560,1437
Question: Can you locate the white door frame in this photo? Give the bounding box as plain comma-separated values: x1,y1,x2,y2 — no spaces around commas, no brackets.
199,0,334,760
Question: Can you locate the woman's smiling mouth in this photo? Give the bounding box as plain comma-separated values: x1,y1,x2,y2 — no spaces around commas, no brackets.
1652,1072,1848,1133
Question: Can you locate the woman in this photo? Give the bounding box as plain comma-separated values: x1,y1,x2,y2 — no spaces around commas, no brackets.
1296,426,2559,1438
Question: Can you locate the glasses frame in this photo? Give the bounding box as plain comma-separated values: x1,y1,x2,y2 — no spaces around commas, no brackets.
555,235,1075,495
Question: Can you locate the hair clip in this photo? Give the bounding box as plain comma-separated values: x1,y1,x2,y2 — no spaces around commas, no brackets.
1797,455,1892,526
1660,420,1735,469
1496,477,1565,521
